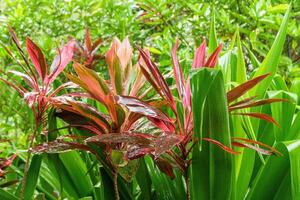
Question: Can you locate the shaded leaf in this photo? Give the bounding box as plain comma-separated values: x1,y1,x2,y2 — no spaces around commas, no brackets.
155,158,175,179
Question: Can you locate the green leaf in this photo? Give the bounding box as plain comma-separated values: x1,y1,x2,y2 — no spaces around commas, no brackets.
251,6,290,98
190,68,218,145
190,69,234,200
268,91,297,141
23,155,43,200
0,188,18,200
59,151,93,197
45,154,80,199
208,6,217,54
236,28,246,83
268,4,289,13
247,141,300,199
144,156,182,200
136,159,152,200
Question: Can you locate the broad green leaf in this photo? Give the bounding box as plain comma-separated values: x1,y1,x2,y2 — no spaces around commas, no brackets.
271,75,289,91
0,188,18,200
136,159,152,200
23,155,43,200
247,141,300,199
144,156,182,200
251,6,290,98
190,68,218,144
268,90,297,141
190,69,234,200
45,154,80,199
59,151,93,197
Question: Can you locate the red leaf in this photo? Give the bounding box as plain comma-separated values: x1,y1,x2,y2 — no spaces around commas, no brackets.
84,28,92,52
0,154,17,170
138,47,176,111
202,138,240,154
73,62,110,102
85,133,153,145
229,96,257,107
8,27,37,81
0,77,25,96
126,146,154,160
122,112,143,131
229,98,286,111
26,37,48,83
54,109,104,134
171,39,185,99
24,92,39,108
148,117,175,132
9,70,38,90
92,38,103,51
155,158,175,179
204,44,222,68
48,40,76,84
232,137,283,156
116,95,174,123
232,112,279,127
232,142,272,155
30,141,94,155
49,82,78,97
65,100,111,132
192,40,206,68
227,73,270,103
117,37,132,69
154,134,184,158
0,154,17,178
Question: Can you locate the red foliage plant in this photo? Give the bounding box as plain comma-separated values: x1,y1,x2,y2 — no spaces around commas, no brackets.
0,29,285,199
0,28,76,130
135,39,284,179
72,28,103,69
0,154,17,179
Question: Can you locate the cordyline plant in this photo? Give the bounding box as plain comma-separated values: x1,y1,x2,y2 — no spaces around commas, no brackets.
33,37,284,200
0,30,286,200
0,140,17,188
1,28,75,131
72,28,103,69
0,153,16,179
34,37,179,200
0,27,75,199
135,39,284,199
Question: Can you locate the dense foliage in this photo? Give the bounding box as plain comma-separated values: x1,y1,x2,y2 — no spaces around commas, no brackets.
0,1,300,200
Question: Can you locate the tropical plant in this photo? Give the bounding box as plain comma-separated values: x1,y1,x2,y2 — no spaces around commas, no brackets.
0,2,300,200
0,27,75,199
72,28,103,69
0,153,16,179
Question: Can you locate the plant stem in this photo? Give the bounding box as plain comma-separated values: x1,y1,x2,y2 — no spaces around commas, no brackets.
20,123,39,200
184,173,191,200
113,172,120,200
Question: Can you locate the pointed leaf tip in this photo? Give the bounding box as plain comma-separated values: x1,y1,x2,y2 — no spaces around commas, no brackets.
26,37,47,82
